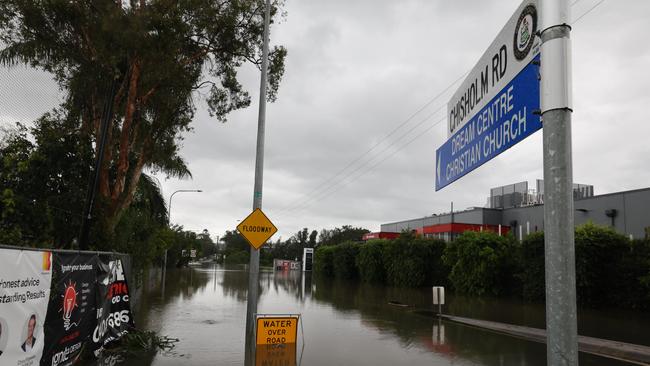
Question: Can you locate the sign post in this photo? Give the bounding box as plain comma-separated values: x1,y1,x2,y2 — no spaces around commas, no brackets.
540,0,578,365
245,0,271,364
436,1,542,191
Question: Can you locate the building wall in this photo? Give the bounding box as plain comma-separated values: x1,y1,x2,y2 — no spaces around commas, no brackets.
570,188,650,239
482,209,503,225
380,188,650,240
504,188,650,240
624,189,650,239
381,208,500,233
453,209,485,225
502,205,544,240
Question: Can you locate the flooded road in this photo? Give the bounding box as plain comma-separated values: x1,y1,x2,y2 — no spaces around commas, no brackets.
96,264,650,366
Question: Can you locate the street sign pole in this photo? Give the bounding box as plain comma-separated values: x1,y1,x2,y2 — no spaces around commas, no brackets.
245,0,271,364
540,1,578,365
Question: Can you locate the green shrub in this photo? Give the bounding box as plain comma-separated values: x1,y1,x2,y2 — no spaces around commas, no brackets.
443,231,520,296
520,223,646,308
356,239,388,283
521,231,545,302
332,241,360,279
622,239,650,310
314,245,335,277
574,223,630,307
420,237,450,287
225,250,249,264
384,232,448,287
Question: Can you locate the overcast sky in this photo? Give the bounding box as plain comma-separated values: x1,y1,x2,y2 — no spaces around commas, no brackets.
2,0,649,241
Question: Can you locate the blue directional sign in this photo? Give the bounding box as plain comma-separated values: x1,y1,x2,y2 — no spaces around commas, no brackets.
435,55,541,191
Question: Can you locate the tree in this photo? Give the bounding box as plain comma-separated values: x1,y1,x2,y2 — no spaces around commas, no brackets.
0,116,93,247
297,228,308,245
317,229,331,245
308,230,317,247
318,225,369,246
197,229,217,258
110,174,170,269
0,116,185,273
0,0,286,239
222,230,249,255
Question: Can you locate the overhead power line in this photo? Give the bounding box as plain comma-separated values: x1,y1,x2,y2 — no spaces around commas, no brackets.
278,116,447,218
274,72,467,214
276,104,447,215
572,0,605,24
277,110,446,217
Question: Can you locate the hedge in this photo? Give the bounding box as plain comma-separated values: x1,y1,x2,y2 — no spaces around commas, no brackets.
314,245,335,277
315,233,448,287
332,241,360,279
443,231,520,296
384,233,448,287
631,239,650,310
521,231,545,302
356,239,388,283
521,223,650,309
312,224,650,311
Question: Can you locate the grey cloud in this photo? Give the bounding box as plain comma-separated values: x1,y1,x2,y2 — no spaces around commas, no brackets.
2,0,648,240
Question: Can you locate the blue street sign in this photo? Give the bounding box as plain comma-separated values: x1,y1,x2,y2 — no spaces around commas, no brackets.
436,55,541,191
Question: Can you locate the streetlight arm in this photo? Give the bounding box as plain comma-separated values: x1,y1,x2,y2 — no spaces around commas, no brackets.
168,189,202,225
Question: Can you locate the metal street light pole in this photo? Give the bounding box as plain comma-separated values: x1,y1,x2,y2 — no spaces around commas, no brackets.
164,189,202,283
245,0,271,364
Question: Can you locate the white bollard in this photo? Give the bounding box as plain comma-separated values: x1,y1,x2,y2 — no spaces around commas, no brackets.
432,286,445,314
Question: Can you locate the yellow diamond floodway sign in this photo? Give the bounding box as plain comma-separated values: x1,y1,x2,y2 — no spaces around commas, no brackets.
237,208,278,250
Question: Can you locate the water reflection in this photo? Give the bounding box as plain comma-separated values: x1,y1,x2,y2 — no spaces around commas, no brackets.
221,266,253,302
255,343,297,366
269,270,310,303
88,265,644,366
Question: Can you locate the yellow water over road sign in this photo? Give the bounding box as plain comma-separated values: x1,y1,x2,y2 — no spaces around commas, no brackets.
237,208,278,250
256,315,299,345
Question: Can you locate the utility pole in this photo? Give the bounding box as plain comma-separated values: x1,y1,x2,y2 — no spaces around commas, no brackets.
78,79,117,250
244,0,271,364
540,0,578,365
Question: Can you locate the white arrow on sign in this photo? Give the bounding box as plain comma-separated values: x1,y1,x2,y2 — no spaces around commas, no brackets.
436,154,441,186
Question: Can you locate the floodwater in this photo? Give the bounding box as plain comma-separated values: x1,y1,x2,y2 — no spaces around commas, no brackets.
93,264,650,366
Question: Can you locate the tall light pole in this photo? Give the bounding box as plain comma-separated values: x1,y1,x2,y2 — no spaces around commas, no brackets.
164,189,202,277
245,0,271,364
